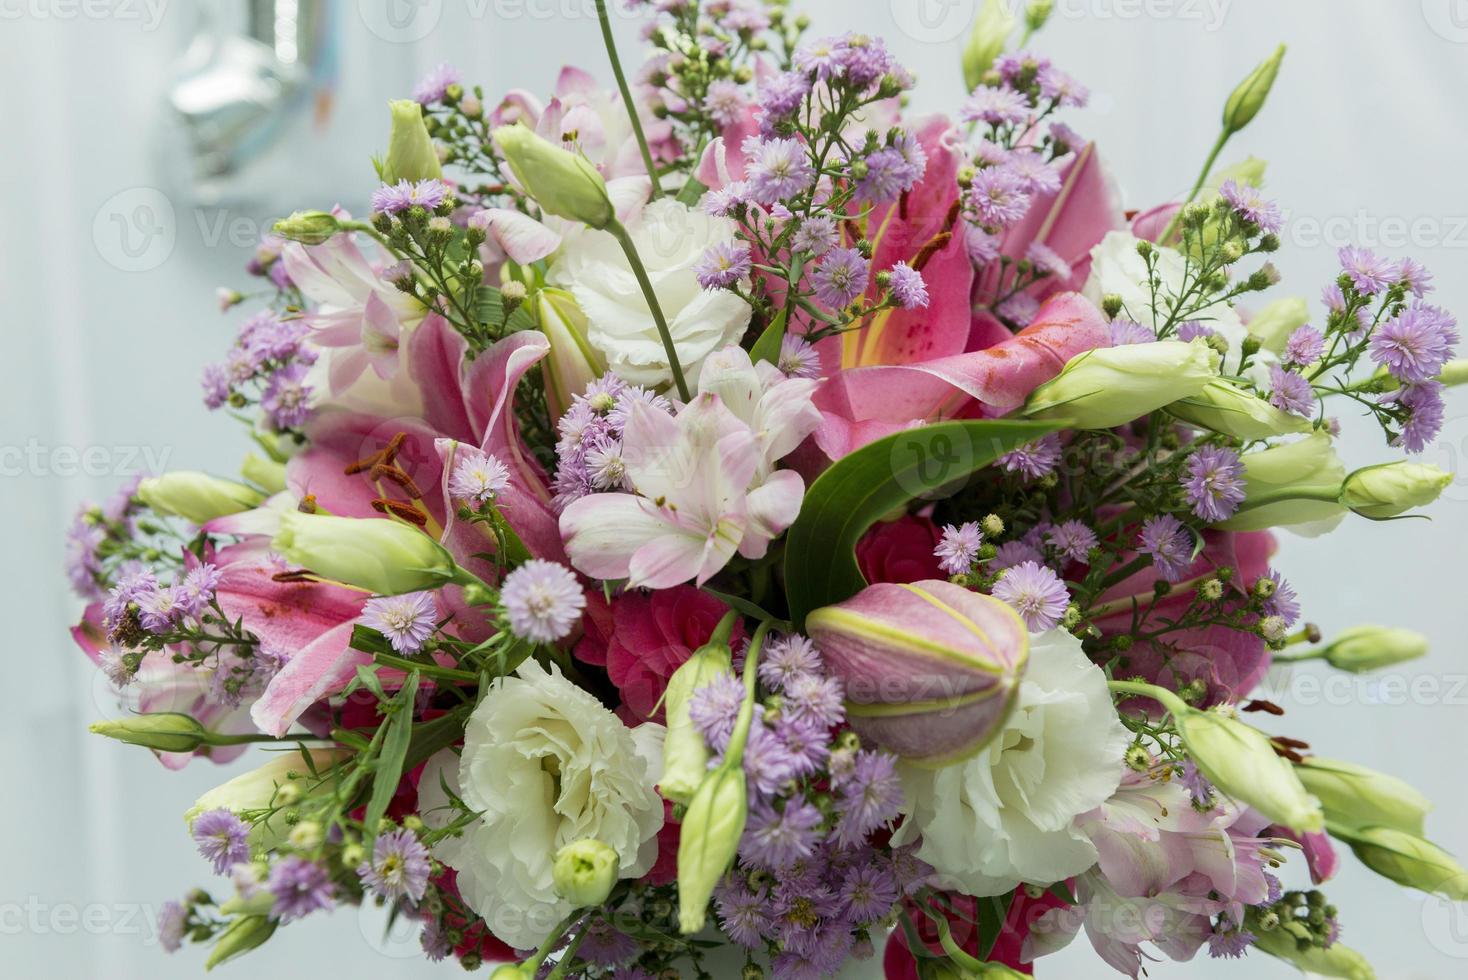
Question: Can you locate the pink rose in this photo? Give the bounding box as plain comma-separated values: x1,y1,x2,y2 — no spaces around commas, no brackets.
576,586,741,722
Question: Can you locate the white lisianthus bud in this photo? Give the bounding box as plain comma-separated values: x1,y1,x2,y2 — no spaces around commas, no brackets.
1321,625,1429,673
186,747,351,849
1341,462,1453,519
1246,296,1310,354
240,453,288,495
659,632,735,805
1218,432,1348,533
1252,927,1375,980
1439,360,1468,386
1294,757,1431,837
273,210,343,246
90,712,210,753
205,915,279,971
138,472,266,525
676,762,747,935
552,838,620,908
381,99,443,184
1344,826,1468,901
1023,340,1220,430
1169,377,1312,440
1223,44,1286,134
273,512,464,595
1173,705,1324,832
962,0,1016,90
493,124,615,230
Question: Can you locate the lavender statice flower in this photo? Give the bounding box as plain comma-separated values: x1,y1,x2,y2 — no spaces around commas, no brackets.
967,167,1032,228
743,136,815,204
1219,179,1282,234
500,560,585,644
885,261,929,310
268,856,335,923
777,335,822,379
1139,514,1194,583
812,247,871,309
1283,325,1326,366
1183,445,1247,522
689,672,745,752
759,634,822,691
1338,246,1395,295
834,751,903,846
413,63,459,105
935,521,985,576
742,795,824,870
714,876,770,949
192,809,251,874
992,561,1070,632
960,85,1032,125
371,178,450,215
1393,380,1447,453
695,240,752,290
261,362,313,430
998,433,1062,481
157,901,187,953
361,591,438,654
1268,365,1317,417
1047,520,1098,565
791,215,839,258
358,828,432,904
448,448,510,503
1369,304,1459,383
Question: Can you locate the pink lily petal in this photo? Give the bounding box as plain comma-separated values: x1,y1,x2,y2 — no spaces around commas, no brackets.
250,621,367,737
482,208,563,265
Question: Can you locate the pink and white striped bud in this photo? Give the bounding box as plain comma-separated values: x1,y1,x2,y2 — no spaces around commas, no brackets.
806,580,1029,767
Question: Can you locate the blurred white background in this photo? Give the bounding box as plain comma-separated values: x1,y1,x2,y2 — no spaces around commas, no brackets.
2,1,1467,977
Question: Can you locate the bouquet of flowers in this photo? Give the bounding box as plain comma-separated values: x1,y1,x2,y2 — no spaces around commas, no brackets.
67,1,1465,977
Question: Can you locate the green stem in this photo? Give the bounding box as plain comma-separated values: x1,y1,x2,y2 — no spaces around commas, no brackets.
608,219,692,401
724,621,771,767
1108,679,1189,716
594,0,662,199
206,732,337,747
1160,128,1231,244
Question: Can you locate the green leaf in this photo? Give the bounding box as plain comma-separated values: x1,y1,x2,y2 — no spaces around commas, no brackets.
748,307,789,368
477,285,505,328
363,671,420,838
675,175,709,207
783,419,1063,628
975,894,1010,960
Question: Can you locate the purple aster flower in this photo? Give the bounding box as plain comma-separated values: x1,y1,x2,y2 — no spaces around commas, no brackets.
358,828,432,905
1396,257,1435,298
891,843,936,895
210,642,289,708
967,167,1032,228
261,362,313,430
1284,325,1326,366
935,521,984,576
1048,120,1083,151
992,561,1070,632
689,672,745,751
855,146,914,203
268,856,334,923
742,795,825,870
1180,760,1214,808
361,591,438,654
793,35,844,80
1025,241,1072,280
791,215,839,257
743,136,815,204
413,63,459,105
775,714,831,778
578,918,639,967
192,809,251,875
715,876,770,949
965,224,1001,265
758,71,813,129
703,180,752,217
449,448,510,503
999,433,1062,481
1394,380,1447,453
836,33,898,89
960,85,1032,125
1208,928,1256,959
201,362,231,410
157,900,187,953
834,750,903,846
759,634,822,691
812,247,871,309
777,334,822,379
1110,318,1157,346
1138,514,1195,583
885,261,929,310
1037,66,1089,107
177,563,221,618
998,293,1040,327
1183,445,1247,522
1177,321,1215,342
839,862,900,924
371,178,450,215
702,78,748,127
1006,151,1062,197
742,719,799,797
584,439,629,490
1268,365,1316,417
1261,570,1301,627
1219,179,1282,234
1321,282,1348,314
1339,246,1395,295
137,584,185,633
771,878,844,958
695,240,752,290
1047,520,1098,565
65,517,105,599
991,539,1044,571
782,672,845,728
500,560,585,644
1369,304,1459,383
420,917,452,961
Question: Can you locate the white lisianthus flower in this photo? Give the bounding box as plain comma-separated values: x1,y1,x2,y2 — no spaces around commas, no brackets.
417,661,665,949
549,198,752,389
891,629,1128,897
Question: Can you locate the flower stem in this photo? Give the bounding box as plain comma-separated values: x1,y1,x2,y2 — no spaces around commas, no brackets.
594,0,662,199
608,219,693,401
1160,128,1231,244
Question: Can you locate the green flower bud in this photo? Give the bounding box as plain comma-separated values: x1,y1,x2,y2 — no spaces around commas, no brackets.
205,915,278,971
489,967,531,980
493,124,615,230
1025,0,1054,33
1439,359,1468,386
273,210,343,246
91,713,210,754
273,512,462,595
1321,625,1429,673
552,838,620,908
1175,706,1323,833
676,763,747,934
1218,433,1348,532
240,453,288,495
1223,44,1286,134
962,0,1016,91
186,747,351,850
1023,340,1221,430
1295,757,1430,837
138,472,266,525
1252,926,1375,980
1206,157,1269,195
535,288,606,424
1169,378,1313,441
1245,296,1310,355
1341,462,1453,519
381,100,443,184
1345,826,1468,900
660,629,736,805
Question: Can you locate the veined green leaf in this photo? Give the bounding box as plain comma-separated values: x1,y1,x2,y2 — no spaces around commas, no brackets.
364,671,420,837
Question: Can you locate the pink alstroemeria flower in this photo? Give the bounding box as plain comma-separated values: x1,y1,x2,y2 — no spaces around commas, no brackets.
560,346,821,588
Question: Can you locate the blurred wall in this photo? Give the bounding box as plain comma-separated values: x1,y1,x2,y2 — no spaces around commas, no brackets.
2,1,1466,977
